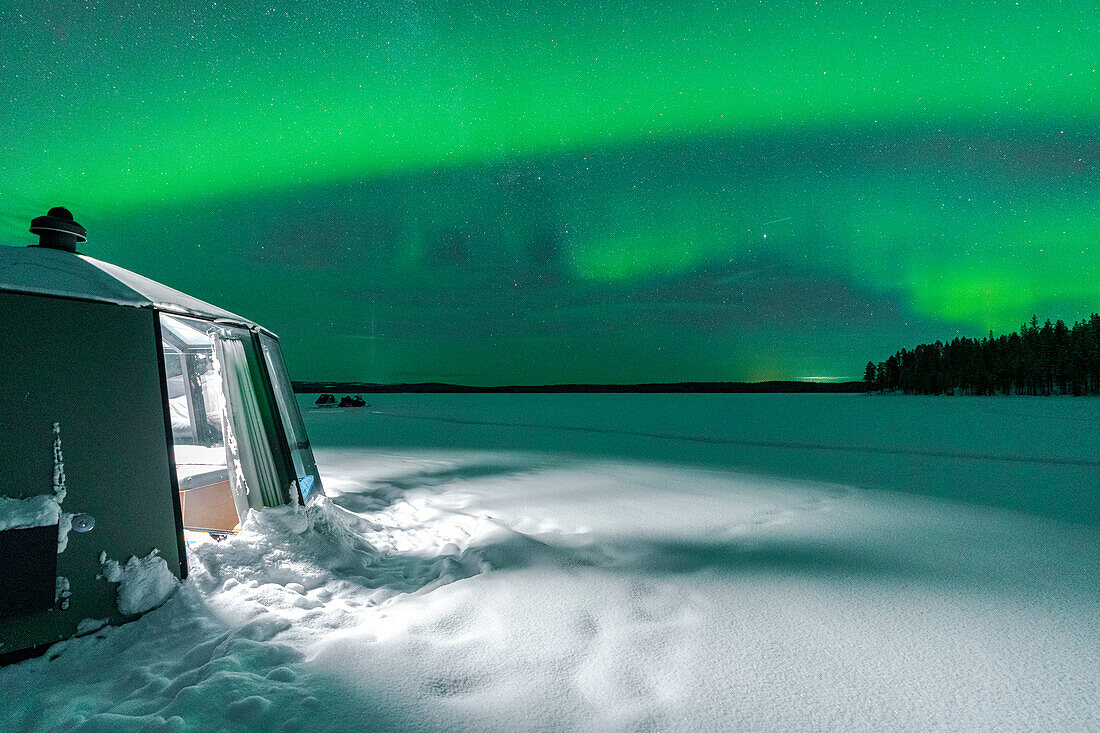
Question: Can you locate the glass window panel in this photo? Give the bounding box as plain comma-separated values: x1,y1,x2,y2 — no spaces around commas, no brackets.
259,333,322,502
160,315,294,539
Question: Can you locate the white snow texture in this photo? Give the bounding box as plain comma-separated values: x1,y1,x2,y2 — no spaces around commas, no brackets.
100,550,181,617
0,494,61,533
0,394,1097,732
0,422,70,550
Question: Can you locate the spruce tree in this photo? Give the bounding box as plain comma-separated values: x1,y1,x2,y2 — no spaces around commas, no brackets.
863,361,877,392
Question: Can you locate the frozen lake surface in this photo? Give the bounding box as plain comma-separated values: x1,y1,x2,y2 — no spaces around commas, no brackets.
312,393,1100,523
2,394,1098,731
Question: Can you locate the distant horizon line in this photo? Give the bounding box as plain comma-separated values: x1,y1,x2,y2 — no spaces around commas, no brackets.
291,380,864,394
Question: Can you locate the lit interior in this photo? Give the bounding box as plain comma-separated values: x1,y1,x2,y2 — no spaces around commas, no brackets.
160,314,323,547
160,314,240,535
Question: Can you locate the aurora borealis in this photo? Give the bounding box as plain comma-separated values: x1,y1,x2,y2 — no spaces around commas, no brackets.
2,1,1097,384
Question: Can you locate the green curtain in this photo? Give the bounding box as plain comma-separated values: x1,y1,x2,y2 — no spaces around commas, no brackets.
214,334,284,510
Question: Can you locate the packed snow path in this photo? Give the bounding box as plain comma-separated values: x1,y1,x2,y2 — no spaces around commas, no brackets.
1,395,1098,731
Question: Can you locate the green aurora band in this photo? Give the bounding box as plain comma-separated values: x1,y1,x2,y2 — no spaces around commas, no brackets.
2,0,1097,383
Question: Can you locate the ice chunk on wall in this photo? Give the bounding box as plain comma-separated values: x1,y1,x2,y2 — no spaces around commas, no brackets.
99,550,180,616
0,422,69,539
55,576,70,607
52,421,75,552
56,512,74,553
52,421,66,501
0,494,62,532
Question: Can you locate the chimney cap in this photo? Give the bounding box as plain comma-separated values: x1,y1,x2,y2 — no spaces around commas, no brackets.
29,207,87,251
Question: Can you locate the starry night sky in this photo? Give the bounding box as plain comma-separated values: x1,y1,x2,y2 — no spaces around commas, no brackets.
2,1,1097,384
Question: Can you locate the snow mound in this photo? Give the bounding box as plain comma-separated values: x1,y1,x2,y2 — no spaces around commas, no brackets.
100,550,181,616
185,489,547,634
75,618,109,636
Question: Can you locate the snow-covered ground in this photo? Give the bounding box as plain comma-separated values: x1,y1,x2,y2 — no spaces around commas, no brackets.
2,395,1098,731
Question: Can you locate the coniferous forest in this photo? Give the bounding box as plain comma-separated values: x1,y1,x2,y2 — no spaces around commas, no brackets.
865,314,1100,396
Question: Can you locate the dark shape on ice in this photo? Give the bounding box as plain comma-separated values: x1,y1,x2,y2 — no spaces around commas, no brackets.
315,393,337,407
330,459,538,513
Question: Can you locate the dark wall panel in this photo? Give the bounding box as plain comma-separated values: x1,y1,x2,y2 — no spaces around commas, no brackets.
0,291,180,655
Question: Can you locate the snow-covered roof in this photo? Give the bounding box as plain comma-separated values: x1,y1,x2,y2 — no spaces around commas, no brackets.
0,244,256,328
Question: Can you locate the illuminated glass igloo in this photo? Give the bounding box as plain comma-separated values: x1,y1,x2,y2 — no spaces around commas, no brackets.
0,208,322,661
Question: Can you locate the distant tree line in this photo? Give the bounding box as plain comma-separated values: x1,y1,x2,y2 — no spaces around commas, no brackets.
864,314,1100,396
